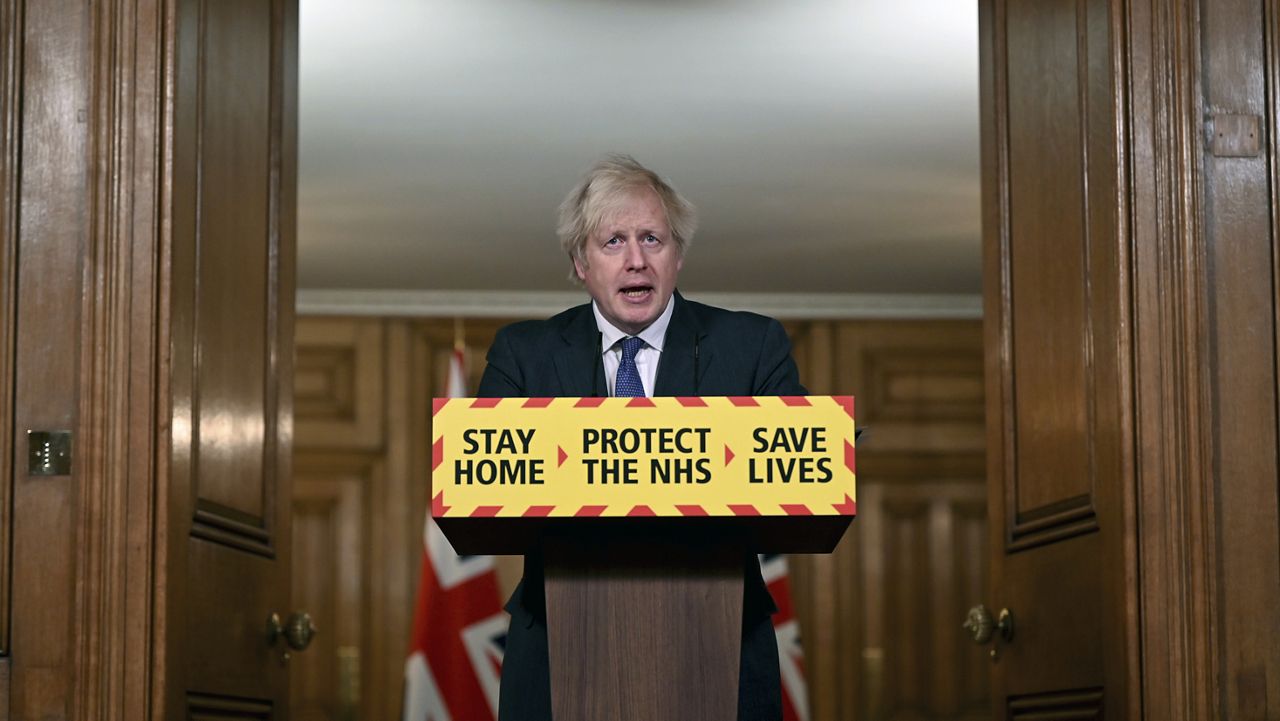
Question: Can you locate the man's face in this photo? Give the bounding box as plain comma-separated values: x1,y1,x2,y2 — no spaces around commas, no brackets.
574,188,683,336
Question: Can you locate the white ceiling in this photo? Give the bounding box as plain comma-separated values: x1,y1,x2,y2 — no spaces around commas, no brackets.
298,0,981,299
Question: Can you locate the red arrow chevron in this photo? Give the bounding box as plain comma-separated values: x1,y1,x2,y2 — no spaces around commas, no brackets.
833,494,856,515
432,491,450,517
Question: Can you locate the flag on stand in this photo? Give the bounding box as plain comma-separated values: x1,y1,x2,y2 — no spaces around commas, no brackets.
404,346,509,721
760,554,811,721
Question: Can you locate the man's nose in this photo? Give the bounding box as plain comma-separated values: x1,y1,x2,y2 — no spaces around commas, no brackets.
624,239,647,269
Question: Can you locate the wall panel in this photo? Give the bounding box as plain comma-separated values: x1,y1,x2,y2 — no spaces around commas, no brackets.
291,454,378,721
1201,0,1280,713
7,1,90,717
788,319,987,721
295,320,384,451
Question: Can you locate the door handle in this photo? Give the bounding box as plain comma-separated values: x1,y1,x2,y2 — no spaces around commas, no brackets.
266,611,318,651
963,604,1014,659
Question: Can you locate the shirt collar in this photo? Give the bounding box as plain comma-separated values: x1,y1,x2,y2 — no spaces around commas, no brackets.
592,294,675,354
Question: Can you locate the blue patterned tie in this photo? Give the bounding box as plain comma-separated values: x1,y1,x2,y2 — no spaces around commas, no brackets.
615,336,646,397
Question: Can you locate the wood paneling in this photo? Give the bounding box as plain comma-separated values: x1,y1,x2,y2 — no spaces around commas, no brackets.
292,454,379,721
784,319,987,721
1201,0,1280,715
7,0,91,718
292,320,446,720
296,320,384,451
838,323,983,456
857,481,988,721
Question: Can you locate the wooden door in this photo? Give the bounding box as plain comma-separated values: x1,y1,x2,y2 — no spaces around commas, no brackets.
162,0,300,716
979,0,1135,717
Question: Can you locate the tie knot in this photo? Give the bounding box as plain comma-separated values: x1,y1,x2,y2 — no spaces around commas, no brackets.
620,336,645,361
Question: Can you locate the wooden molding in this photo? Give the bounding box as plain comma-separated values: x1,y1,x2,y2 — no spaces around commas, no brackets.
1272,0,1280,473
1127,1,1219,720
297,288,984,321
0,0,22,662
70,0,170,719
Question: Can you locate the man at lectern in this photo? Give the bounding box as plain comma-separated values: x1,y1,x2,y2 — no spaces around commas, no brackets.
478,154,805,721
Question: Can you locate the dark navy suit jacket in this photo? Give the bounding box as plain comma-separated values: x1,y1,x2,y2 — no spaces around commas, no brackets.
478,291,805,721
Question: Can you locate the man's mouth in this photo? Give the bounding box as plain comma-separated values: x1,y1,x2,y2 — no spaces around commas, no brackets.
619,285,653,301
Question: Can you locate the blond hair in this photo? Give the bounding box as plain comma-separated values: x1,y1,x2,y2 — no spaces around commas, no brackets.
557,154,697,282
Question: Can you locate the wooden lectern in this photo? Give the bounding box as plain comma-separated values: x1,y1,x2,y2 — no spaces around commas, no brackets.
433,396,857,721
442,516,850,721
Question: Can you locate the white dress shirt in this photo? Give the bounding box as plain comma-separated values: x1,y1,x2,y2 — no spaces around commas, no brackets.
593,296,675,397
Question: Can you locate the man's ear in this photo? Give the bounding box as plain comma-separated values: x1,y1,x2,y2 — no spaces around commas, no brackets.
573,256,587,281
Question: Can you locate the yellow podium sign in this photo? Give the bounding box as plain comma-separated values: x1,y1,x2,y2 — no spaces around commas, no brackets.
431,396,856,519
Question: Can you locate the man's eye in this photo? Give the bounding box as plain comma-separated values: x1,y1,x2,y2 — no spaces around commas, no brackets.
642,234,660,245
604,237,620,246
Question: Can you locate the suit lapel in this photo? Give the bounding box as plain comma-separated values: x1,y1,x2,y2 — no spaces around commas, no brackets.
655,292,711,396
553,304,607,397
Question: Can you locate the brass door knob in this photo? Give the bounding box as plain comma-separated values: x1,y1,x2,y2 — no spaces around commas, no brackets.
266,611,318,651
963,604,1014,645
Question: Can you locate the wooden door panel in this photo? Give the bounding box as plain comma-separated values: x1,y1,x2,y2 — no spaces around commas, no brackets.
983,0,1130,715
192,0,275,523
168,0,296,713
1004,0,1098,536
176,0,284,546
1006,0,1093,518
186,541,287,689
1000,536,1103,689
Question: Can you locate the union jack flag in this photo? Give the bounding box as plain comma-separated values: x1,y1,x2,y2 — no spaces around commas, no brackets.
404,348,508,721
760,554,810,721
